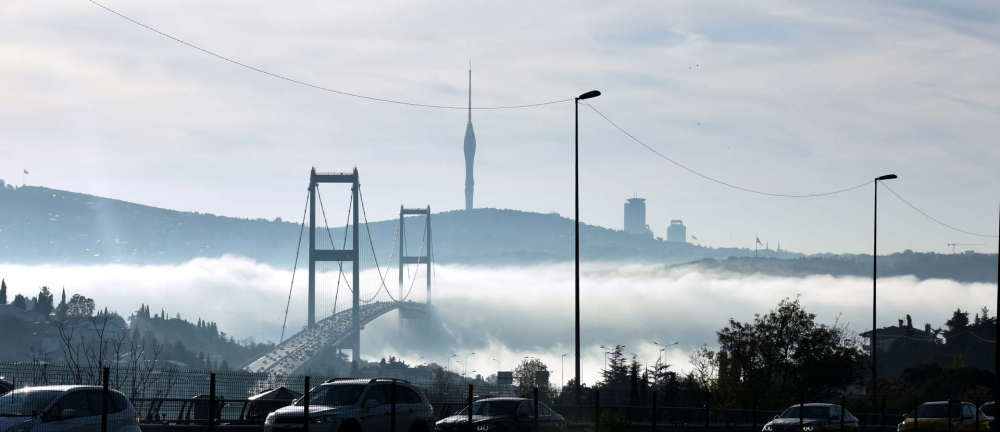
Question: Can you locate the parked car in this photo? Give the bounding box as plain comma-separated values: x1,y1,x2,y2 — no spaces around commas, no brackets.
0,385,141,432
264,378,435,432
981,402,995,429
897,401,990,432
0,379,13,397
762,403,859,432
435,397,566,432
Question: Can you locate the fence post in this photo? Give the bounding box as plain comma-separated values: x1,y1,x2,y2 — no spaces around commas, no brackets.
595,389,601,432
752,392,758,432
947,399,952,432
841,395,846,432
799,396,804,432
652,391,658,432
304,376,310,432
468,384,474,432
534,387,539,432
705,391,711,432
881,395,886,432
101,367,109,432
209,373,216,431
391,381,397,432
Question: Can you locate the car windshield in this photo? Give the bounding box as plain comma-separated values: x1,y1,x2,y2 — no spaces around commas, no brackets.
910,404,962,419
458,401,521,417
982,404,995,417
780,406,830,419
296,384,366,407
0,389,63,417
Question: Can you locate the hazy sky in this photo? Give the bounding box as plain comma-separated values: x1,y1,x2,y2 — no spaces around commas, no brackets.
2,1,998,255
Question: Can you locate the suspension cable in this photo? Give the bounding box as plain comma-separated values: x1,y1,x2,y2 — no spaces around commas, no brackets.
398,215,429,302
279,188,310,344
87,0,572,111
583,102,873,198
359,188,400,302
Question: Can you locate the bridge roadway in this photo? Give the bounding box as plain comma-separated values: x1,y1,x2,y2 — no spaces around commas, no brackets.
243,301,427,375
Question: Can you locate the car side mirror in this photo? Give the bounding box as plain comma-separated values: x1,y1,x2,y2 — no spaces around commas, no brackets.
365,399,380,410
60,409,77,419
774,415,780,420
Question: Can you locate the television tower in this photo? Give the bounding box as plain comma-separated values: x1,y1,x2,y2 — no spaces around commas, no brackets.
464,63,477,211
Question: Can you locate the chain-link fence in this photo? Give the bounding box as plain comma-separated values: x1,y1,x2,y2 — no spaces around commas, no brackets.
0,362,993,432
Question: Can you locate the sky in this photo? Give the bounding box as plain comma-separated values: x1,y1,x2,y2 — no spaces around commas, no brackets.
1,1,999,255
1,259,994,384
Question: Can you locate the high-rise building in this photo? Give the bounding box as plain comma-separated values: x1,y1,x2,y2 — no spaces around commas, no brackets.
624,197,653,237
667,220,687,243
463,65,477,211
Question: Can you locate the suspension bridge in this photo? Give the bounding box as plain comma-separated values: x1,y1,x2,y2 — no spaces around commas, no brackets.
242,168,433,375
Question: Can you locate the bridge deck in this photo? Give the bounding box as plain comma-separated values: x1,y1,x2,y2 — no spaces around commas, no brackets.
243,301,426,375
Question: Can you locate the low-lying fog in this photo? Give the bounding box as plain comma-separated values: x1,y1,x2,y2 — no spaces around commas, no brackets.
1,256,995,385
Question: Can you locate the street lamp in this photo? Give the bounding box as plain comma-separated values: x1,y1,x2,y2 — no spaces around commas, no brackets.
872,174,897,404
456,360,465,377
561,354,568,390
492,358,502,372
653,341,679,365
415,356,424,366
575,89,602,405
465,353,476,379
447,354,457,373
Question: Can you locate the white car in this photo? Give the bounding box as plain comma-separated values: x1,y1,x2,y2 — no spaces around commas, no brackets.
265,378,435,432
0,385,141,432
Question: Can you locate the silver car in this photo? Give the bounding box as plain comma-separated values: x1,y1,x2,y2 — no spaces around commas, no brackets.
265,378,435,432
0,385,141,432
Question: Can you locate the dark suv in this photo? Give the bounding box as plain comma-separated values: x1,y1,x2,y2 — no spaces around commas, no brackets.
265,378,435,432
435,397,566,432
0,385,141,432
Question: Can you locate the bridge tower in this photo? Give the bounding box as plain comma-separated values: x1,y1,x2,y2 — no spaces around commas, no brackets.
398,206,433,306
308,167,362,363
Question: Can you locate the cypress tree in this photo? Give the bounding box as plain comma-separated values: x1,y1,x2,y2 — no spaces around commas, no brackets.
0,279,7,305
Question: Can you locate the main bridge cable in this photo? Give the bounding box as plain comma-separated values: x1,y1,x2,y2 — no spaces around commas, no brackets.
86,0,572,111
396,214,429,303
279,188,310,344
581,102,873,198
357,187,400,303
315,185,353,319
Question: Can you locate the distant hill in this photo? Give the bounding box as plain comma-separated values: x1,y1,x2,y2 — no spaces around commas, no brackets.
0,183,769,267
0,183,995,283
669,255,997,284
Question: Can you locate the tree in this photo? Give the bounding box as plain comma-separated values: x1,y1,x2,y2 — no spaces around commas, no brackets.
55,288,69,321
945,309,970,339
33,286,54,317
0,279,7,304
513,358,551,397
12,294,27,311
714,297,865,406
599,345,630,392
67,294,96,318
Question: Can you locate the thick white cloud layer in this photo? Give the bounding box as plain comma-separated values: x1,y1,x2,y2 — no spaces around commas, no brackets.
1,257,994,384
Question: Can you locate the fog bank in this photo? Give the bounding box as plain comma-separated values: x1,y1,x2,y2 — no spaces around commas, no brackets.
1,257,994,385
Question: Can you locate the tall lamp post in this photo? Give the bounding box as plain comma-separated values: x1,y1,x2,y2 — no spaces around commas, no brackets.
575,90,602,405
465,353,476,379
447,354,457,373
562,354,568,391
872,174,897,405
653,341,679,365
995,195,999,403
493,358,502,373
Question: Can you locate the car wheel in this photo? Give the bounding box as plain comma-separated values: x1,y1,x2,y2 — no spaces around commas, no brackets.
340,420,363,432
409,420,431,432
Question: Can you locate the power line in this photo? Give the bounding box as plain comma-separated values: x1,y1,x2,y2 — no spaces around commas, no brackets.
582,102,873,198
86,0,573,110
882,183,999,239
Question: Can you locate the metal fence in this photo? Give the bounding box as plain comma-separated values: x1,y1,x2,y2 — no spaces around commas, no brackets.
0,362,992,432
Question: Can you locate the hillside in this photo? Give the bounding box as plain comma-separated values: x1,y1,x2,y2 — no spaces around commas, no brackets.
1,184,995,282
0,184,765,267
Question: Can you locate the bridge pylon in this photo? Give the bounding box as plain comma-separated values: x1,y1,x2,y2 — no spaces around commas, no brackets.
309,167,362,363
398,205,433,306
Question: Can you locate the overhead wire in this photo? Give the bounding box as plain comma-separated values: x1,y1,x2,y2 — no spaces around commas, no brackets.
881,183,999,238
86,0,572,110
582,102,873,198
